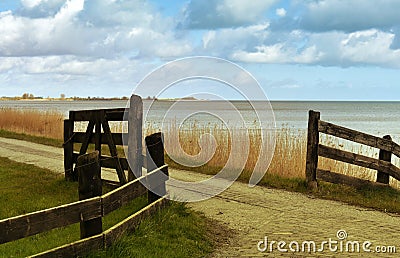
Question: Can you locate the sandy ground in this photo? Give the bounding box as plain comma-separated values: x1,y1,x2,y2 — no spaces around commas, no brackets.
1,137,400,257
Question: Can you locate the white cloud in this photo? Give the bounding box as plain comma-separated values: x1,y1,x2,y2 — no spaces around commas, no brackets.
182,0,277,29
0,1,92,57
201,23,270,55
0,0,192,58
21,0,42,8
0,55,157,97
231,43,323,64
275,8,286,17
18,0,66,17
228,27,400,68
339,29,400,67
300,0,400,32
0,0,195,97
221,0,276,22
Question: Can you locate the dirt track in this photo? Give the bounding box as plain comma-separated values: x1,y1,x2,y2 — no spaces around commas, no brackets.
1,137,400,257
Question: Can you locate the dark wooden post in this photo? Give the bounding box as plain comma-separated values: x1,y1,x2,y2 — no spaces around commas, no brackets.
377,135,392,184
128,95,143,181
95,112,102,157
64,119,74,181
146,132,168,203
305,110,320,190
77,151,102,239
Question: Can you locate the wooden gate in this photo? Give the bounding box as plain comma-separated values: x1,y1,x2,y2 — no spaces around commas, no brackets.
63,95,143,185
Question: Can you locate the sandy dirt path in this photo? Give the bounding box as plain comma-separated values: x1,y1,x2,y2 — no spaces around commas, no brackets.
1,137,400,257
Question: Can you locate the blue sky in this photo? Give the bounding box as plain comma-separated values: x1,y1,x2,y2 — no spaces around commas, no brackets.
0,0,400,100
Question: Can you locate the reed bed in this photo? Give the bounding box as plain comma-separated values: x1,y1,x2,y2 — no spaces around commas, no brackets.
150,121,400,188
1,108,399,188
0,108,64,139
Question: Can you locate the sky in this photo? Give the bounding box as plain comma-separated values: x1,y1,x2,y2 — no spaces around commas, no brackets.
0,0,400,100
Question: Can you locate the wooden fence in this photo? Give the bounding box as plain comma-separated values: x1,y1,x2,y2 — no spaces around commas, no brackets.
0,139,168,257
64,95,143,184
1,95,170,257
305,110,400,188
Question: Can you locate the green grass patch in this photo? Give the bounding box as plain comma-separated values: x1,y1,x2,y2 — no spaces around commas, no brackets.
86,203,213,258
0,129,63,148
0,157,80,257
312,181,400,214
0,157,214,257
0,157,77,219
257,172,400,214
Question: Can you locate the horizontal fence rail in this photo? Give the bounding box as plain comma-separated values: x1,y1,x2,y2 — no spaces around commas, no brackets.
31,197,167,258
0,164,168,245
316,169,388,188
318,120,400,158
69,108,128,122
71,153,148,171
0,198,102,244
305,110,400,189
72,132,128,146
318,144,400,181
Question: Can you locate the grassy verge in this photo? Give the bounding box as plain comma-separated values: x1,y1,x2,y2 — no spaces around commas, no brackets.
257,173,400,214
0,157,214,257
86,203,213,258
0,129,63,147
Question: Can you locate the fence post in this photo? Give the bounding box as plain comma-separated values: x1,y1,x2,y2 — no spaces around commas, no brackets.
305,110,320,190
377,135,392,184
94,112,102,157
64,119,74,181
128,95,143,181
146,132,168,203
77,151,102,239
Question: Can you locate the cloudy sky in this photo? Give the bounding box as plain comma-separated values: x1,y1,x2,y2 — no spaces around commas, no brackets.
0,0,400,100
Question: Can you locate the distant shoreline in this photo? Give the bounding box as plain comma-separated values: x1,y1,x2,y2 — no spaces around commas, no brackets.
1,98,400,102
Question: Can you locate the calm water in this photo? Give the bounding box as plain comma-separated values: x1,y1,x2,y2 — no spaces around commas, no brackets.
1,100,399,139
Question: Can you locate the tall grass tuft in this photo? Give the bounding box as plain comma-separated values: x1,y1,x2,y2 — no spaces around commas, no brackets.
0,108,64,139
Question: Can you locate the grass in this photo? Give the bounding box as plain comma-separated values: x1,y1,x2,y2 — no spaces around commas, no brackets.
257,172,400,214
0,157,80,257
86,203,213,258
0,157,214,257
0,129,63,148
0,157,77,219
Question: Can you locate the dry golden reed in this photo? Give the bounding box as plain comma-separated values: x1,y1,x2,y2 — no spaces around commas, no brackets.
0,108,64,139
1,107,399,187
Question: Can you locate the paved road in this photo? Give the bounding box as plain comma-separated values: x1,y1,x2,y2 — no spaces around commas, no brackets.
1,137,400,257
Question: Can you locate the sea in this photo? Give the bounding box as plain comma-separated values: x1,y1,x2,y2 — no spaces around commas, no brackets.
1,100,399,140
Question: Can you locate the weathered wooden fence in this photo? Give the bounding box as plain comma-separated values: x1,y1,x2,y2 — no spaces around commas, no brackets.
1,95,170,257
64,95,143,184
306,110,400,188
0,144,168,257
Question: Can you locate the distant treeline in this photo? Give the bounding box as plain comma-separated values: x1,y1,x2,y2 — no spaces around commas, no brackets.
0,93,130,101
1,94,198,101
